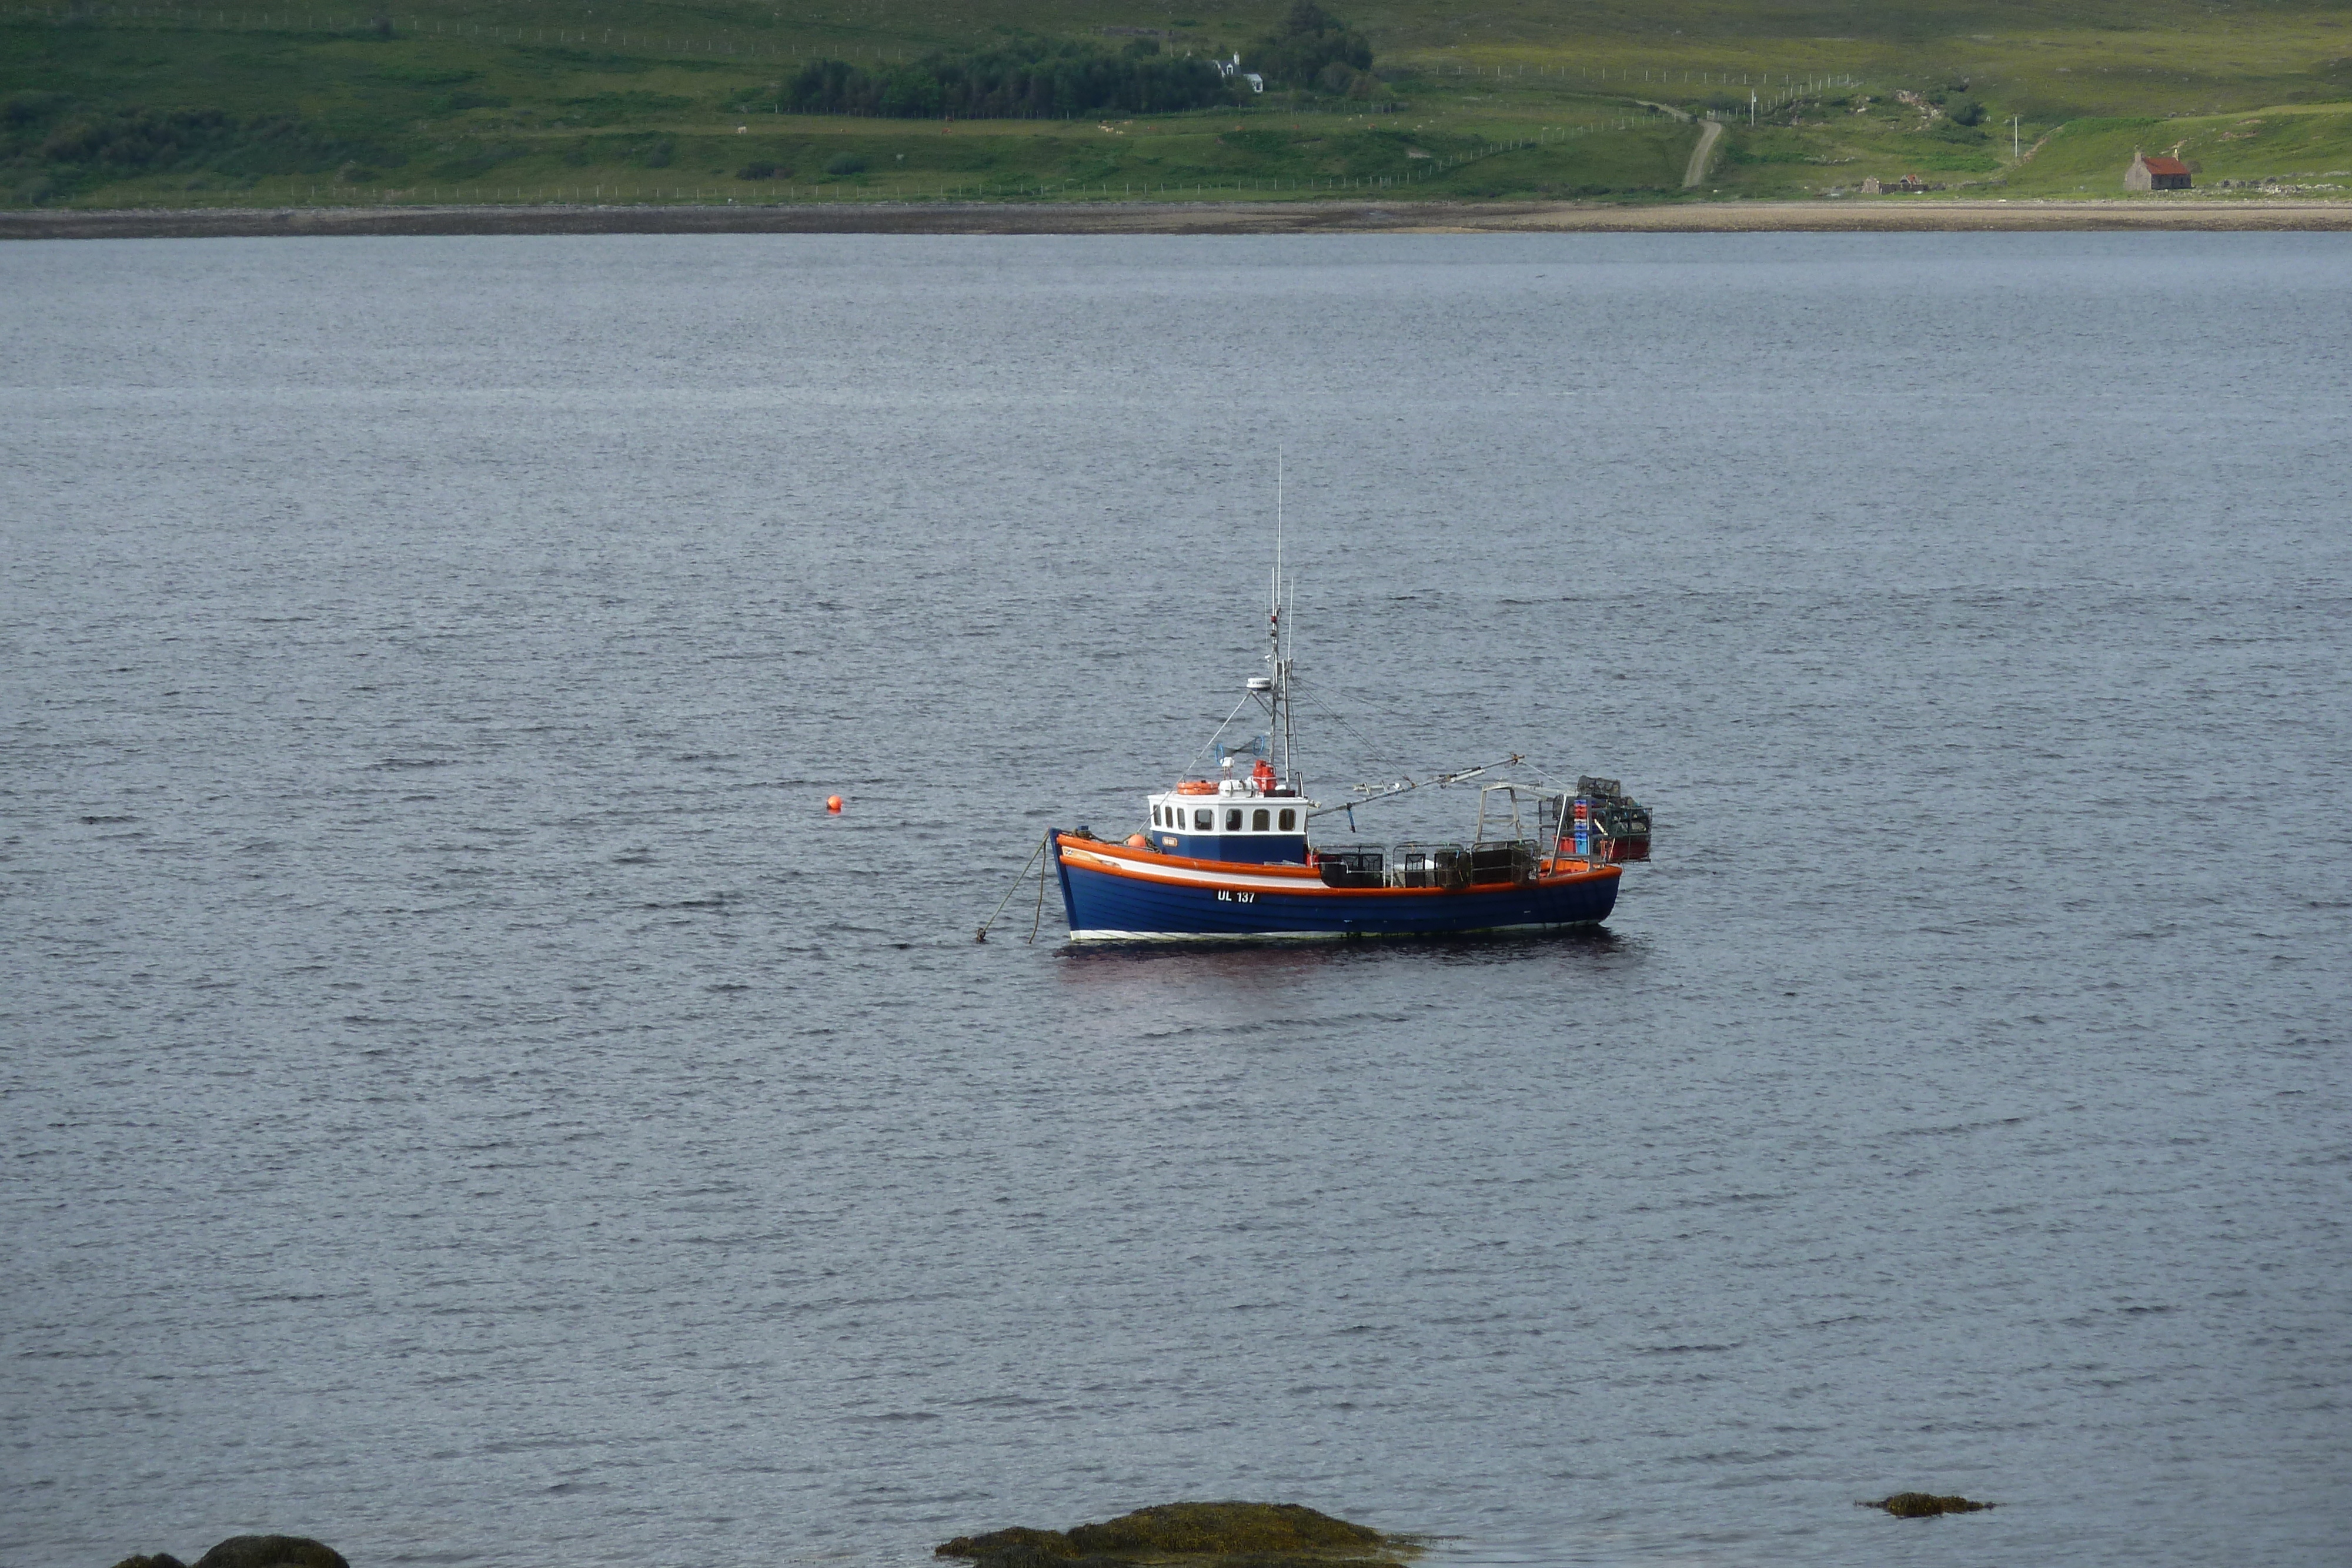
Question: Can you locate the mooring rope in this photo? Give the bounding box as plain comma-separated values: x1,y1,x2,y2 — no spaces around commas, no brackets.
1028,852,1048,944
976,830,1049,943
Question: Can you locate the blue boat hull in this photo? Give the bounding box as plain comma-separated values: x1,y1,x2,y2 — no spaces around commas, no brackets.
1051,834,1620,941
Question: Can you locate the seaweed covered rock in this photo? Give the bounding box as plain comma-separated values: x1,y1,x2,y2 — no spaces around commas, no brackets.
1071,1504,1384,1557
935,1528,1081,1566
1864,1493,1993,1517
938,1502,1404,1568
108,1556,189,1568
191,1538,350,1568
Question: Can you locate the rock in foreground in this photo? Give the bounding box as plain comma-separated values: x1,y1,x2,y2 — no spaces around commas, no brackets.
938,1502,1406,1568
1864,1492,1994,1517
112,1537,347,1568
193,1537,349,1568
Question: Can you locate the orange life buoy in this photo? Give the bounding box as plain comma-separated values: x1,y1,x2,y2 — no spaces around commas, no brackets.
1174,780,1217,795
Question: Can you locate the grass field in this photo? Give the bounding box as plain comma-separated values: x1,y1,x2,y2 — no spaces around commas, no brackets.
2004,102,2352,194
5,1,2351,208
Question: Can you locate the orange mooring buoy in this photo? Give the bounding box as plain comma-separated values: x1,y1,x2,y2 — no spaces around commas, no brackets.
826,795,843,814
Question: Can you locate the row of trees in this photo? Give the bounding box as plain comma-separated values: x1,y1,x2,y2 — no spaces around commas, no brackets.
783,6,1379,122
784,40,1231,119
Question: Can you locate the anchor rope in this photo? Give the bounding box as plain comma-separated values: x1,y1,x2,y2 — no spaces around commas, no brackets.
975,830,1048,942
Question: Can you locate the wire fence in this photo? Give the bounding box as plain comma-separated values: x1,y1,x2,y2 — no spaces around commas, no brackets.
109,146,1604,207
0,4,821,62
1404,59,1859,97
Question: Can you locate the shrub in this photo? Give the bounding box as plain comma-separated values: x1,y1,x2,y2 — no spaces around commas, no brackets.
42,105,229,165
824,151,866,175
735,159,778,179
3,99,399,200
1248,2,1373,89
432,145,516,178
5,90,71,128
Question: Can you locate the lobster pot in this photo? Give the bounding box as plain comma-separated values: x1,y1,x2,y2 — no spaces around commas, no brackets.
1317,847,1387,888
1589,800,1652,862
1394,844,1468,890
1468,840,1538,887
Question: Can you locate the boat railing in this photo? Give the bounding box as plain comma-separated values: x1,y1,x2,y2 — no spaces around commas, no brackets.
1391,842,1466,890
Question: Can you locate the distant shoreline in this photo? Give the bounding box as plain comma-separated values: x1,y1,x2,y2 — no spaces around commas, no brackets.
7,198,2352,240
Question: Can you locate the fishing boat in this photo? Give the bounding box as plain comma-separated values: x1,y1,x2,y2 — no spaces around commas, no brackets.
1040,554,1649,944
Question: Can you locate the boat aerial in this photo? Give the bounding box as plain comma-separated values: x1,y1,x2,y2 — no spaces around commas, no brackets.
1044,538,1650,944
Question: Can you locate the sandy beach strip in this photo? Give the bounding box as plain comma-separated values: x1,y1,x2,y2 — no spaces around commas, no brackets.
6,198,2351,240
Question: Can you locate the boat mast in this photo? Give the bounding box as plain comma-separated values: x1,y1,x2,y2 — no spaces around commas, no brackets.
1282,573,1298,793
1271,455,1295,790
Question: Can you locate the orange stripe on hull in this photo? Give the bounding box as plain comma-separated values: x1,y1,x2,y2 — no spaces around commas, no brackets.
1056,834,1324,878
1056,835,1622,898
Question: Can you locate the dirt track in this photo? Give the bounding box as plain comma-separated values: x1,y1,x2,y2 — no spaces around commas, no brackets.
1683,122,1725,189
6,197,2351,240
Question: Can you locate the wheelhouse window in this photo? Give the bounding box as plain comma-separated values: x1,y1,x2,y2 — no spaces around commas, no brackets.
1252,808,1270,831
1151,805,1162,826
1224,807,1242,831
1194,808,1212,830
1278,808,1296,831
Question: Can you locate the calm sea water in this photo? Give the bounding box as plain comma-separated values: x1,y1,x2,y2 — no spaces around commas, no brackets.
3,232,2347,1568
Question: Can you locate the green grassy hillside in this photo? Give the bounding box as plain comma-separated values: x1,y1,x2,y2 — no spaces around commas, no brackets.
2005,103,2352,194
5,1,2350,207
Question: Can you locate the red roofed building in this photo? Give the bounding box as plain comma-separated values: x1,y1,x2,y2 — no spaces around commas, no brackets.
2127,150,2192,191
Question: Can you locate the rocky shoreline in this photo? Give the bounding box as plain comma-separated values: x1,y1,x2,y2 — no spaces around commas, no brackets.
106,1492,2002,1568
5,197,2350,241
